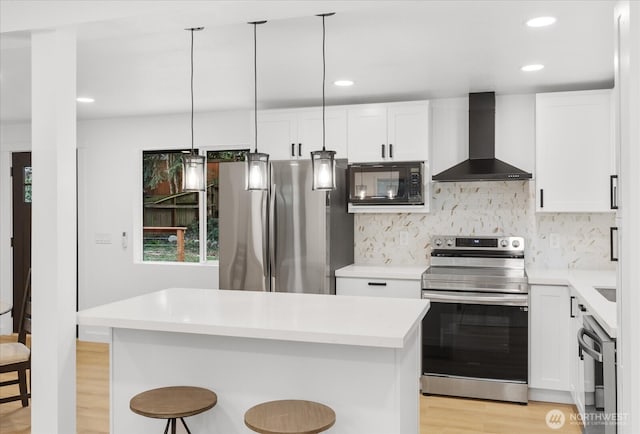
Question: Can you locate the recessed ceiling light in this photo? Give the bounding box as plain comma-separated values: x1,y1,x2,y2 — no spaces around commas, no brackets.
521,64,545,72
76,97,95,103
334,80,354,87
526,16,556,27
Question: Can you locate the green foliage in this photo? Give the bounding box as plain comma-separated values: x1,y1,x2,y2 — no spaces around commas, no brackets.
143,152,184,193
207,150,248,162
207,217,219,252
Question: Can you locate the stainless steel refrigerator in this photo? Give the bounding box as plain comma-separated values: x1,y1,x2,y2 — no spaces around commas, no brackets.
218,159,353,294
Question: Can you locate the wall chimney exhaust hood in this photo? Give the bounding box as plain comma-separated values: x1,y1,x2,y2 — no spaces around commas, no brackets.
432,92,532,182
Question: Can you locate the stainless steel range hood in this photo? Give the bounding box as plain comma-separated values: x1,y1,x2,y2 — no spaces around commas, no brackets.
432,92,532,182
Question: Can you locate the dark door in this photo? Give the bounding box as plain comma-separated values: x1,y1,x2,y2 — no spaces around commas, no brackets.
12,152,32,332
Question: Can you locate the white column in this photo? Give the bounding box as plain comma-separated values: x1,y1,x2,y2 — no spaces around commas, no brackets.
30,28,77,434
616,1,640,433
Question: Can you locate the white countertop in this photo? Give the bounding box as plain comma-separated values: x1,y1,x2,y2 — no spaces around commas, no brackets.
527,268,617,337
335,264,427,280
77,288,430,349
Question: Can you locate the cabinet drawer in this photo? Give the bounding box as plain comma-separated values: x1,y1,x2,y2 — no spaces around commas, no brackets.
336,277,420,299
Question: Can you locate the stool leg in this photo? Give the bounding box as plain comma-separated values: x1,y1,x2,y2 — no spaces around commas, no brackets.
180,417,192,434
163,419,171,434
171,418,177,434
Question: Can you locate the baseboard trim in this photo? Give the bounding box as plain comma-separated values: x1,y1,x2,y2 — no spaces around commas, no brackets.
528,388,574,404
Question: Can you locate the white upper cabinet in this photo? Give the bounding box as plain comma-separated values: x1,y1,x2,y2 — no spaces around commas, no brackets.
296,108,348,159
257,111,297,160
535,90,614,212
257,107,347,161
347,101,430,163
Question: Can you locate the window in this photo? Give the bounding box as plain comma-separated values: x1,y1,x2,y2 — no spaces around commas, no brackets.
142,149,247,263
23,166,32,203
142,150,199,262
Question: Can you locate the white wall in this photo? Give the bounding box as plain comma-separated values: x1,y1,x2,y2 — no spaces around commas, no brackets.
0,110,251,338
76,109,251,341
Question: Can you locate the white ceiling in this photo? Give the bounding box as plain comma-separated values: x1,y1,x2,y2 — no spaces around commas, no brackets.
0,1,615,122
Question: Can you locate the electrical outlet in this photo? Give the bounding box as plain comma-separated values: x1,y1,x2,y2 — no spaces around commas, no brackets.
549,233,560,249
399,231,409,246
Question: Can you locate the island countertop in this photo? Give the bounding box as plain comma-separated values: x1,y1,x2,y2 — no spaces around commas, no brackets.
77,288,430,348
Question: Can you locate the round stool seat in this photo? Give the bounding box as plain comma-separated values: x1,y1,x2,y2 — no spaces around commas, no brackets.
244,399,335,434
130,386,217,419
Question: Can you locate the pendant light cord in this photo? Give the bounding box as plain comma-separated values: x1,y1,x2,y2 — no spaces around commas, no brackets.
321,15,326,151
254,22,258,154
190,28,195,155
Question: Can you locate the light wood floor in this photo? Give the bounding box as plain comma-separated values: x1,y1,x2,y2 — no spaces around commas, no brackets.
1,337,582,434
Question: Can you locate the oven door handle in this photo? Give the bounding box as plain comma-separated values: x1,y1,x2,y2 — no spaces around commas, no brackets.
421,290,528,306
577,327,603,362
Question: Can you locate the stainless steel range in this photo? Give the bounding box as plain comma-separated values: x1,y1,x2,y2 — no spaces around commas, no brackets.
421,235,529,404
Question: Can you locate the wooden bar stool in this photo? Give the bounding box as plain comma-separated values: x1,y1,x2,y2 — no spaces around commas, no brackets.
244,399,335,434
130,386,217,434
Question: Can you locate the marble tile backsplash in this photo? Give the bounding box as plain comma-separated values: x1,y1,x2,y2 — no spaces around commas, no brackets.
354,181,616,270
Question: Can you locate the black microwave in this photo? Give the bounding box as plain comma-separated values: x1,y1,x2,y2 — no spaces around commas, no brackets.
348,161,424,205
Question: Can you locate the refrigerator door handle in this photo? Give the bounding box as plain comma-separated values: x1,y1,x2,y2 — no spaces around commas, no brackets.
269,184,277,289
262,190,269,288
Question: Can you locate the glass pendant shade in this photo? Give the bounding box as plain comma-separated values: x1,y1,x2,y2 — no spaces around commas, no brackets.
311,149,336,190
182,153,206,192
246,152,269,190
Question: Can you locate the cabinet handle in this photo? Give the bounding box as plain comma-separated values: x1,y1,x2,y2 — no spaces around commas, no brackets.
610,227,619,262
610,175,619,210
298,143,302,157
381,144,385,159
570,295,576,318
291,143,295,158
367,282,387,286
389,144,393,159
540,189,544,208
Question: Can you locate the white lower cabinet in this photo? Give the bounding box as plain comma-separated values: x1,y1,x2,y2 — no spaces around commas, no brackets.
529,284,594,409
529,285,573,392
336,276,421,299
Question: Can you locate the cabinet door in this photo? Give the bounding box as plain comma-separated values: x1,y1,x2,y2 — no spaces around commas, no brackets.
347,105,388,163
297,107,348,159
257,111,298,160
535,90,614,212
530,285,572,391
387,102,430,161
336,277,420,299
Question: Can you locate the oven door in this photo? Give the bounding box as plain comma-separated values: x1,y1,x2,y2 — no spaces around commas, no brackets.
422,290,528,383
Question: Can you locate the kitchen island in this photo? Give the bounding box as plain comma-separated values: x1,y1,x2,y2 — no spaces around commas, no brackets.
77,288,429,433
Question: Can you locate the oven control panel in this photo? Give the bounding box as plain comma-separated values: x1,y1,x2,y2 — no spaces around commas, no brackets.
431,236,525,252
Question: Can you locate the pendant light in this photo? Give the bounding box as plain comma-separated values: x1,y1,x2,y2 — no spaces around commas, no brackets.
246,20,269,191
311,13,337,191
182,27,206,192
